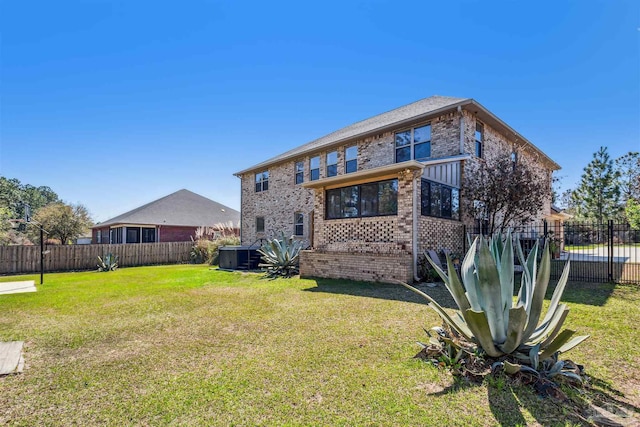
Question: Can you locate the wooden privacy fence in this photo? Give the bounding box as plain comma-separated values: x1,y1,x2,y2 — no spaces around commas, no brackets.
0,242,193,275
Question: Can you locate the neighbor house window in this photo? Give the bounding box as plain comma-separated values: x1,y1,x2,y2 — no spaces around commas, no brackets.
127,227,141,243
421,179,460,220
255,171,269,192
345,145,357,173
96,230,101,244
142,227,156,243
395,124,431,163
475,122,484,158
256,217,265,233
294,212,304,236
295,161,304,184
110,227,123,244
326,151,338,177
326,179,398,219
310,156,320,181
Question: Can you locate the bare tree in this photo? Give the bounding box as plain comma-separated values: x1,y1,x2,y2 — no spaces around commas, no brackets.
463,155,549,234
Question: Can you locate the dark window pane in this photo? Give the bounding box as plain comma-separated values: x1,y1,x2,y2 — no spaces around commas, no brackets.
441,186,452,218
476,141,482,158
295,224,303,236
256,217,265,232
414,124,431,143
414,142,431,160
395,130,411,147
346,159,357,174
451,189,460,220
255,182,261,192
142,228,155,243
396,146,411,163
311,169,320,181
294,212,304,236
360,183,378,217
127,228,140,244
421,180,431,216
262,181,268,191
430,183,442,217
342,186,359,218
295,173,304,184
327,189,341,219
378,180,398,215
327,164,337,177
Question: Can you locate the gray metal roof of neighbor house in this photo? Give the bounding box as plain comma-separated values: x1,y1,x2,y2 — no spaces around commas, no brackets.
235,95,560,175
93,189,240,228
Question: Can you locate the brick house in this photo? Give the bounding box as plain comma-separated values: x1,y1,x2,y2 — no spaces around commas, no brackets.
235,96,559,282
92,189,240,244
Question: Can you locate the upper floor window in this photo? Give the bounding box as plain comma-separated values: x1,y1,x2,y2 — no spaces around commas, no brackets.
327,151,338,177
345,145,358,173
294,212,304,236
256,216,265,233
475,122,484,158
326,179,398,220
255,171,269,192
295,161,304,184
395,124,431,163
421,179,460,220
310,156,320,181
510,151,518,170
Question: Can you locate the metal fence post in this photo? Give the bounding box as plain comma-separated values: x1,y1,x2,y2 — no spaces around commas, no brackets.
608,220,614,282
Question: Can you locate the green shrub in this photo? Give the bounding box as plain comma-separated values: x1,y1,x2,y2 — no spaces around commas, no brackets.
97,253,118,272
190,236,240,265
397,233,589,381
258,233,304,278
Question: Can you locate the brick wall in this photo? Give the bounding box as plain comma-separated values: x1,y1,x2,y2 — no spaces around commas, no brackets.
300,250,413,283
418,215,465,254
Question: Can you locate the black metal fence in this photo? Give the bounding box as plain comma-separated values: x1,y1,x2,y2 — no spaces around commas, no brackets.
465,220,640,284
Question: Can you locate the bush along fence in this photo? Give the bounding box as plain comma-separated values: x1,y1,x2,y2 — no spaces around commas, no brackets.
0,242,193,275
466,220,640,284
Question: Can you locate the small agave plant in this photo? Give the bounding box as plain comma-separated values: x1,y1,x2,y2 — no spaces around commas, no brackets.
258,233,305,278
97,253,118,272
399,233,589,375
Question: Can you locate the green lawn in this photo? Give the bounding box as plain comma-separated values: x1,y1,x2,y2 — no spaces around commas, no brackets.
0,265,638,426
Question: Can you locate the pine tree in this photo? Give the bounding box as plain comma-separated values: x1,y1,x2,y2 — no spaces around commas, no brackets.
572,146,621,223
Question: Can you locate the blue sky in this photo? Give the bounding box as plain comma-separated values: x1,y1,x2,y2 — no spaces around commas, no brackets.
1,0,638,222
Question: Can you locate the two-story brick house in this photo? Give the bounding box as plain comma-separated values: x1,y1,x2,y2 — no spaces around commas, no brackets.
235,96,559,282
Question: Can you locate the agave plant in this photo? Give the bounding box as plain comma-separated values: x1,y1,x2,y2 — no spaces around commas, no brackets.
258,233,305,278
97,253,118,272
399,233,589,371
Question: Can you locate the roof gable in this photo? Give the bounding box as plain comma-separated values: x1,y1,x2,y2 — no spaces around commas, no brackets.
94,189,240,228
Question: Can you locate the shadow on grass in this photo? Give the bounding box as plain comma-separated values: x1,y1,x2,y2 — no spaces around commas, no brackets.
302,278,458,309
551,281,617,307
424,372,639,426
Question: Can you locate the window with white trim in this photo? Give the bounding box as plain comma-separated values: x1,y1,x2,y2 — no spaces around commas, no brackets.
475,122,484,158
295,161,304,184
345,145,357,173
395,124,431,162
294,212,304,236
255,171,269,192
310,156,320,181
326,151,338,177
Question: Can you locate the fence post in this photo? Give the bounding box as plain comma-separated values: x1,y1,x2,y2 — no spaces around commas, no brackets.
607,220,614,282
543,220,548,240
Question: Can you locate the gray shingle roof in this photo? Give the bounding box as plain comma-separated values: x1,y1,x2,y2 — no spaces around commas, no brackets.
235,95,470,175
94,189,240,228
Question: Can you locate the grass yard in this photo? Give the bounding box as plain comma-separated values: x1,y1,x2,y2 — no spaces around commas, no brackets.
0,265,638,426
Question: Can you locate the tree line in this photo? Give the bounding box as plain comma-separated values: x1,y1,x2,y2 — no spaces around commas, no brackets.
0,177,93,245
558,148,639,227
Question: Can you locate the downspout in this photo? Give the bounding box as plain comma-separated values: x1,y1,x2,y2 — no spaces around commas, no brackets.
412,172,421,282
458,106,464,154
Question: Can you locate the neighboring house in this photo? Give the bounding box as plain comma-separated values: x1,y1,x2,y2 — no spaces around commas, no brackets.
235,96,560,282
75,230,93,245
92,189,240,244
